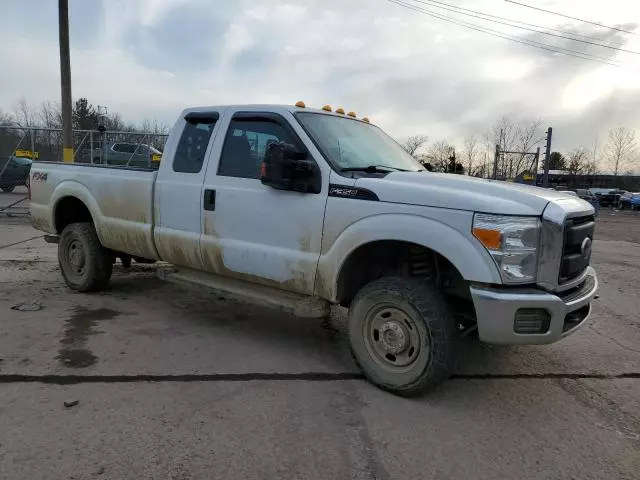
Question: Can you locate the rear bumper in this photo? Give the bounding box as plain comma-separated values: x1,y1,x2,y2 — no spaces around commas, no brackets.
470,267,598,345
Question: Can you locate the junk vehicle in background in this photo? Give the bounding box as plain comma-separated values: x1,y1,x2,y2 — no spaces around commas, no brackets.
575,189,600,216
76,142,163,169
618,192,640,210
0,149,36,192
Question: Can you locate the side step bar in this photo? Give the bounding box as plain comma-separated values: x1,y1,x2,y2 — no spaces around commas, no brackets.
157,267,330,319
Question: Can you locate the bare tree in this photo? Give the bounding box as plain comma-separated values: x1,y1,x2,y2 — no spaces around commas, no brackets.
103,112,125,131
38,101,61,129
12,97,37,128
426,140,454,172
606,127,636,177
401,134,429,158
140,118,170,135
512,119,543,177
0,109,13,126
462,134,479,176
480,132,494,178
566,147,597,185
491,116,517,178
36,101,62,159
489,116,543,179
590,137,600,171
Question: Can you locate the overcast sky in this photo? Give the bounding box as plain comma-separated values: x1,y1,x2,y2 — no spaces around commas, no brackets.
1,0,639,152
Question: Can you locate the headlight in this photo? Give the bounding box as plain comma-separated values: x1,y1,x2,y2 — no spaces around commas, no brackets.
472,214,540,284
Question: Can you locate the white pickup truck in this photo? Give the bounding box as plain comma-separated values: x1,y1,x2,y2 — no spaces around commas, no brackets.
29,103,598,395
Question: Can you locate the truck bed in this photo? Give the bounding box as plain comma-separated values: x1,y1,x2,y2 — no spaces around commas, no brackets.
29,162,159,260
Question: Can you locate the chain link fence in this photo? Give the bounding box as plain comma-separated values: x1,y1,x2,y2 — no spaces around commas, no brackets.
0,126,168,217
0,125,168,183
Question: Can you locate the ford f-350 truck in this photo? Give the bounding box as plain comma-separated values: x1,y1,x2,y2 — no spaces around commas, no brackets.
29,103,598,396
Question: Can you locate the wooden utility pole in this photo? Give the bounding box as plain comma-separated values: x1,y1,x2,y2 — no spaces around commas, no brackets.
59,0,73,163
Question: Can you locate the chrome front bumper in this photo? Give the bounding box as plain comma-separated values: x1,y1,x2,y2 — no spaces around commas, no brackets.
470,267,598,345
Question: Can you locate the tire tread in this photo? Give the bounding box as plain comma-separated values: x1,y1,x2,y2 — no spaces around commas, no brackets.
59,222,112,292
349,277,457,396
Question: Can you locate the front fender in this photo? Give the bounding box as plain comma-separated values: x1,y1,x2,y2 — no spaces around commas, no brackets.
315,213,501,302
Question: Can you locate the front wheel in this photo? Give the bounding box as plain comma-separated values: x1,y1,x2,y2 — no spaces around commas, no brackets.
1,186,15,193
58,222,113,292
348,277,457,396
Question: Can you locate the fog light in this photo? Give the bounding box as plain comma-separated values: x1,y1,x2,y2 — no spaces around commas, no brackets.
514,308,551,334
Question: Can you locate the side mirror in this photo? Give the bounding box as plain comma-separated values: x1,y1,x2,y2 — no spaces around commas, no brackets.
261,142,320,194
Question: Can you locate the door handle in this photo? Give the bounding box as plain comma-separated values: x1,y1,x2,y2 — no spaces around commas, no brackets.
203,189,216,211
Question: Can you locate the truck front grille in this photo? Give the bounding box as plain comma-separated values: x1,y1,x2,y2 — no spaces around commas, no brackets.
559,215,595,284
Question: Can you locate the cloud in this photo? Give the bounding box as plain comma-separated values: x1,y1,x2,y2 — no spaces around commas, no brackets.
0,0,638,154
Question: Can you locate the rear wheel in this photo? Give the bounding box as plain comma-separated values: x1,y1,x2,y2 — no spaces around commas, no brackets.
58,222,113,292
1,186,15,193
348,277,457,396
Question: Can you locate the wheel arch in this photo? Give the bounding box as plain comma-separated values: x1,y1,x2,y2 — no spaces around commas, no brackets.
315,214,501,304
51,181,102,234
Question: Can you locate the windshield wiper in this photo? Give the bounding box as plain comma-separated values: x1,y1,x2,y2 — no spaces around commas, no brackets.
341,165,408,173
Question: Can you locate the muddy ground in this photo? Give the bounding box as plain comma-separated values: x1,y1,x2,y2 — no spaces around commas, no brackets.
0,199,639,480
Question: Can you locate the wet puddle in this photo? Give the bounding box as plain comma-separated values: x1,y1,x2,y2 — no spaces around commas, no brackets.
56,307,120,368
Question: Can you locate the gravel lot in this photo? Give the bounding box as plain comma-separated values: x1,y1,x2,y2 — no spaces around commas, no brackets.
1,201,639,480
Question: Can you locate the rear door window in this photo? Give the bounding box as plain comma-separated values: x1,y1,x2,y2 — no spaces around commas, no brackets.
173,119,217,174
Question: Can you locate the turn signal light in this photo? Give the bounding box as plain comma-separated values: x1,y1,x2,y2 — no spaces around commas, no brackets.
473,228,502,250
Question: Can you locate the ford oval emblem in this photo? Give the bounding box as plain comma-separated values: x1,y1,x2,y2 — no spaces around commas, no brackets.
581,237,592,259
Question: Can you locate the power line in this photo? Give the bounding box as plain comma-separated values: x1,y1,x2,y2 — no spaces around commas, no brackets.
504,0,640,36
387,0,623,66
389,0,623,65
409,0,627,47
406,0,639,55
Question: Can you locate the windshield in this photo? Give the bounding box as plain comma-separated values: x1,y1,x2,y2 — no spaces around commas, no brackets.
296,112,423,173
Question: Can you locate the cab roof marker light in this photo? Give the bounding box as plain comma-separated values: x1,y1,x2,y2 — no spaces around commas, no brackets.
335,108,345,114
347,111,357,118
362,117,370,123
322,105,332,112
295,101,306,108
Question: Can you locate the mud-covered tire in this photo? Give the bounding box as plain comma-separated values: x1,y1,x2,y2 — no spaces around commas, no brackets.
348,277,457,396
58,222,113,292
